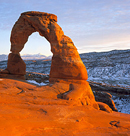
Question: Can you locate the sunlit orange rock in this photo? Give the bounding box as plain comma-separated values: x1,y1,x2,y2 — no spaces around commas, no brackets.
0,78,130,136
9,11,87,80
7,53,26,75
0,11,97,106
0,11,129,136
0,11,103,111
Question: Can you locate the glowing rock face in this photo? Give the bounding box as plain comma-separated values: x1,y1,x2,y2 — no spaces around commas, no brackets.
9,11,87,80
1,11,100,109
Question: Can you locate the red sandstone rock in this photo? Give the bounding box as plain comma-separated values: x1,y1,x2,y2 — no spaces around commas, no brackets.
97,102,113,113
0,69,9,74
1,11,91,106
1,11,99,112
9,11,87,80
94,91,118,111
7,53,26,75
0,79,130,136
0,11,129,135
62,81,99,109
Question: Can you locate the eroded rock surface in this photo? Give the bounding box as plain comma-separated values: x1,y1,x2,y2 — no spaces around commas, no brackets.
9,11,87,80
0,11,99,109
93,91,118,111
7,53,26,75
0,78,130,136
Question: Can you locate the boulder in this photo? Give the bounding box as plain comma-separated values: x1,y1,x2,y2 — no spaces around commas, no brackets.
93,91,118,111
97,102,113,113
7,53,26,75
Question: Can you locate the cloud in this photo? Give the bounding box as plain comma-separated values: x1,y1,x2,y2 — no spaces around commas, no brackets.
1,0,130,31
77,40,130,53
0,0,130,55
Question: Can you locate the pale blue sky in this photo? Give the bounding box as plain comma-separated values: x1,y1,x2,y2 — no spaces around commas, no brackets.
0,0,130,56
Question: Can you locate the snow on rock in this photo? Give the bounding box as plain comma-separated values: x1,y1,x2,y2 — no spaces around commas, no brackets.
112,95,130,114
0,49,130,114
27,80,47,86
80,49,130,89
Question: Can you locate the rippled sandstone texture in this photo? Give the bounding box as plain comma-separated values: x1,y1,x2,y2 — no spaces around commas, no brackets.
0,78,130,136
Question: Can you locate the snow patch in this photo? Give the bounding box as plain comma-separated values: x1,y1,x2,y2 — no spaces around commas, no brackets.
27,80,47,86
112,95,130,114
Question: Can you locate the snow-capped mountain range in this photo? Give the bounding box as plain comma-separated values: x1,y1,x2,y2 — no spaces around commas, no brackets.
0,49,130,114
0,54,8,61
80,49,130,88
21,53,52,60
0,49,130,89
0,53,52,61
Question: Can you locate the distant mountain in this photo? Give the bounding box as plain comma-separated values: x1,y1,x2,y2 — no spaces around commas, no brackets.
0,53,52,61
0,49,130,88
21,53,52,60
80,49,130,88
0,54,8,61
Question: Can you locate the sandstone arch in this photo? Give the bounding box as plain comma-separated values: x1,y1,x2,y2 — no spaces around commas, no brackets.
0,11,99,109
7,11,88,81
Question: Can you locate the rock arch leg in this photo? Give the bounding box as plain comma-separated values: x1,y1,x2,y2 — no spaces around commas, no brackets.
5,12,36,77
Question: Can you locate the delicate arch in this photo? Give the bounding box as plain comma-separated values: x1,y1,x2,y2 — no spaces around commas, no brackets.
8,11,88,80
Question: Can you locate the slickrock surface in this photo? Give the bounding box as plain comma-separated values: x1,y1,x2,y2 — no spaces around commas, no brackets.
0,78,130,136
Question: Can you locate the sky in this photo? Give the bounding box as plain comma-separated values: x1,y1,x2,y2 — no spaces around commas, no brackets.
0,0,130,56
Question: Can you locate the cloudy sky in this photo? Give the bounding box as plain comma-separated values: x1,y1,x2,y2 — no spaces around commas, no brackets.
0,0,130,56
